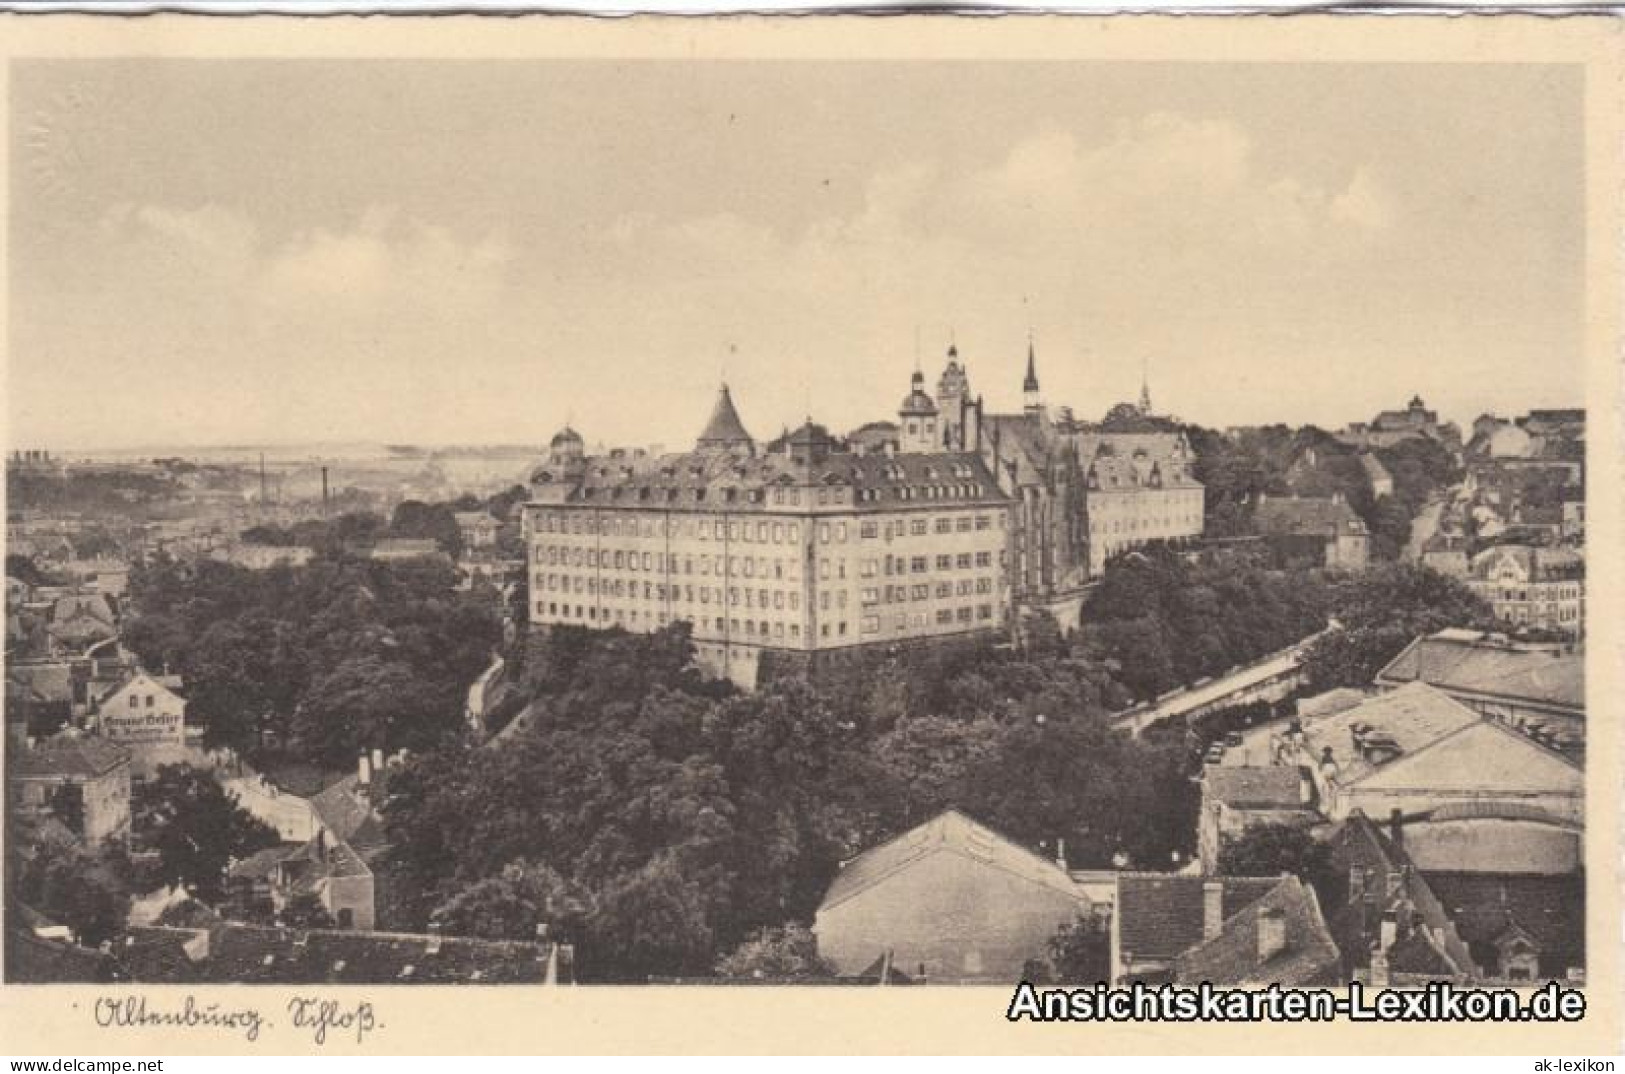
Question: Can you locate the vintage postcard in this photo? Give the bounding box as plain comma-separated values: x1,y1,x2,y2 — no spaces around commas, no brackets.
0,12,1619,1057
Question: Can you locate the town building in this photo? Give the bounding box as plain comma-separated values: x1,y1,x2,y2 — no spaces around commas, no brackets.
1376,629,1583,741
1322,810,1582,985
371,537,448,563
1168,875,1340,986
813,809,1100,983
454,510,502,550
1465,544,1584,636
1338,395,1463,454
9,733,133,845
93,670,188,777
1252,494,1370,570
1358,452,1394,499
1297,681,1583,827
1111,874,1281,983
1196,765,1317,874
1420,532,1471,578
526,386,1014,689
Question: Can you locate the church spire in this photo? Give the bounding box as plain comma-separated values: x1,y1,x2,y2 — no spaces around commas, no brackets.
1023,334,1043,417
1139,360,1153,416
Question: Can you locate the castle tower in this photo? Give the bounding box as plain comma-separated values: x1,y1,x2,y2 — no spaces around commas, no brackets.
936,344,972,450
1023,337,1045,421
695,383,755,454
898,369,940,453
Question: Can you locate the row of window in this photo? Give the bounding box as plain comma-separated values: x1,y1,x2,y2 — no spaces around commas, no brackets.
860,578,996,603
537,602,998,640
859,604,995,634
532,511,1001,545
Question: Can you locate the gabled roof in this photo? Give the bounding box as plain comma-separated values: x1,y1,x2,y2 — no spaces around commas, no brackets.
1172,876,1340,986
819,809,1085,914
1423,872,1585,977
1115,875,1278,964
1302,681,1481,786
1351,720,1581,798
311,775,388,853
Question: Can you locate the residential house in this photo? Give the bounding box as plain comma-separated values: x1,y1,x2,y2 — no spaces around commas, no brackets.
9,732,133,845
1420,533,1471,578
370,537,447,563
1169,875,1340,986
1197,765,1318,874
1358,452,1394,499
454,511,502,551
1465,545,1584,636
1252,494,1369,570
92,670,188,777
814,809,1099,982
1320,810,1582,984
1111,874,1280,983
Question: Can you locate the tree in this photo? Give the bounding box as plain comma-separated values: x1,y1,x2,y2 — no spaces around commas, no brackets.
10,818,131,947
389,500,463,559
133,765,279,901
431,860,592,943
715,923,834,980
1302,563,1493,689
1219,823,1335,893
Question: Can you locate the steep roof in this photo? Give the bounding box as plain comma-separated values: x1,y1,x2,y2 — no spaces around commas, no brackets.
818,809,1086,914
695,384,754,449
311,774,388,853
1115,875,1278,964
1172,875,1341,986
1422,872,1585,977
1377,631,1583,714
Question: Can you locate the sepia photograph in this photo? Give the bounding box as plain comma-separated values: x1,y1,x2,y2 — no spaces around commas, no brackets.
0,12,1618,1058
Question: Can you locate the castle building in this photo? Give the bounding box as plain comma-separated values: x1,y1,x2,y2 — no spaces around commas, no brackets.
524,386,1015,689
894,342,1204,625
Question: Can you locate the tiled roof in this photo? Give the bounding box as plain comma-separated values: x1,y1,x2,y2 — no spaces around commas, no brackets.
122,924,557,984
1204,766,1308,810
696,384,754,448
310,775,387,852
1423,872,1585,977
4,929,118,982
1254,497,1367,539
820,809,1085,914
1172,876,1341,986
1377,631,1583,713
537,446,1007,511
7,662,74,705
13,733,131,780
1301,682,1480,786
1115,875,1278,964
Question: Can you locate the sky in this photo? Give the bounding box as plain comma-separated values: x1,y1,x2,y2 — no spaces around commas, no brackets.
8,58,1585,452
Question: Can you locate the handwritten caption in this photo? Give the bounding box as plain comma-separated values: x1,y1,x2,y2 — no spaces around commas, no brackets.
90,995,380,1046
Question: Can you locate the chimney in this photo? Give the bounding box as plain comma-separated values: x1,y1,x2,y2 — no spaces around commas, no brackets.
371,748,385,773
1055,837,1068,872
1257,907,1287,963
1388,807,1404,847
426,922,442,956
1297,766,1315,805
358,753,371,786
1202,880,1225,941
